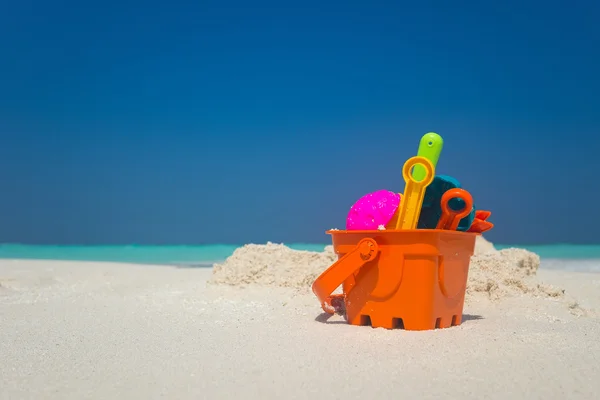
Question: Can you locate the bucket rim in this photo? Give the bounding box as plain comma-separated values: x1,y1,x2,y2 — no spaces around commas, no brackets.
325,229,479,237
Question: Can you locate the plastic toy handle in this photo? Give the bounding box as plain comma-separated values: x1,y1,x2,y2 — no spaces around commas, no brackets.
394,156,435,230
413,132,443,182
436,188,474,231
312,238,379,314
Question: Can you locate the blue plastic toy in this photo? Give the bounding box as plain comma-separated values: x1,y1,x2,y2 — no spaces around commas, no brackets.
417,175,475,231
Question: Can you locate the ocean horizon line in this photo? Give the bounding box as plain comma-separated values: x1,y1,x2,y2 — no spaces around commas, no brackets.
1,242,600,264
0,242,326,247
2,242,600,247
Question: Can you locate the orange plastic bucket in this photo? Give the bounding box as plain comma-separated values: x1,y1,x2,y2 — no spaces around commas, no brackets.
312,229,477,330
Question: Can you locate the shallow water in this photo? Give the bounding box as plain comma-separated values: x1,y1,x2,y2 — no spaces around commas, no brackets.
0,243,325,267
0,243,599,271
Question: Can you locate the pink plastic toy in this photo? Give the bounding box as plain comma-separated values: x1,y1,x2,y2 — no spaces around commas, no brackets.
346,190,401,230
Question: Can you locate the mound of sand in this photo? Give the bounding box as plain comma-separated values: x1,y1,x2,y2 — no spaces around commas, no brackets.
210,236,582,314
473,235,498,255
210,242,337,289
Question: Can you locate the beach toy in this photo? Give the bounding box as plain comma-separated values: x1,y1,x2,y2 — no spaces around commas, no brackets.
393,156,435,230
436,189,474,231
467,210,494,233
413,132,443,182
418,175,475,231
312,227,478,330
346,190,401,230
312,132,495,330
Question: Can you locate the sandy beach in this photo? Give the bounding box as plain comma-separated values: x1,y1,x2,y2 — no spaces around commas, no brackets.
1,240,600,399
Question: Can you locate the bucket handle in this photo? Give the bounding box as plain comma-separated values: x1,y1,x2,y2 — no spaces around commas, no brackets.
312,238,380,314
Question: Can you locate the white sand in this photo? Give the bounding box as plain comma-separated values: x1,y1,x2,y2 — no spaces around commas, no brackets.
1,240,600,399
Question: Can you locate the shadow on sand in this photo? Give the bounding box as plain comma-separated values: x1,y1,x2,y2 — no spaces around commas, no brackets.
315,313,484,327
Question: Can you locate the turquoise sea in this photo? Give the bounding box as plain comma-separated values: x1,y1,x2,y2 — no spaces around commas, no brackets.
0,243,327,267
0,243,599,271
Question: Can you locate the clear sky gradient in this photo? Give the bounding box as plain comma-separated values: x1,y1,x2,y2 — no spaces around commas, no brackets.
0,0,598,245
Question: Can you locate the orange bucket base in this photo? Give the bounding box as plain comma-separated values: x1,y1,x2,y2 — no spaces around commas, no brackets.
312,229,477,331
346,306,466,331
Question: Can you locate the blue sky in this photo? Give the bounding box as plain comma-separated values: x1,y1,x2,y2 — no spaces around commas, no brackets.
0,0,598,245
